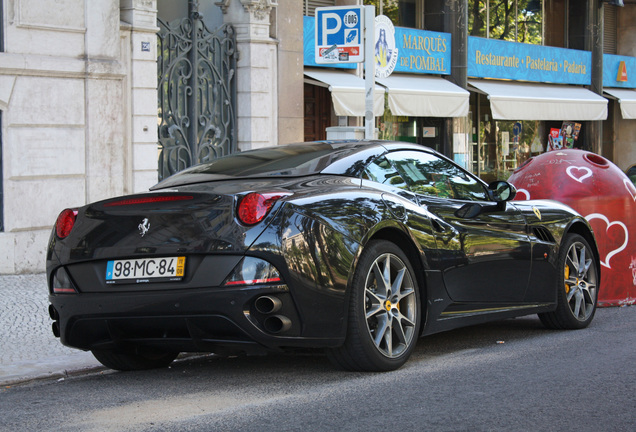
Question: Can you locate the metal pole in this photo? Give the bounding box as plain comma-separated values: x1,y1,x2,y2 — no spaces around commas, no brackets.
446,0,468,159
586,0,603,155
364,5,375,140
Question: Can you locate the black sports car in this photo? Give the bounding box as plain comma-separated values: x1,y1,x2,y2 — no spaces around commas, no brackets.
47,140,600,372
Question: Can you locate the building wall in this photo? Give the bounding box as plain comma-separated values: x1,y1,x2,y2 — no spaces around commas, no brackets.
219,0,279,152
1,0,633,274
276,0,304,144
0,0,158,273
614,3,636,171
0,0,284,274
121,0,161,192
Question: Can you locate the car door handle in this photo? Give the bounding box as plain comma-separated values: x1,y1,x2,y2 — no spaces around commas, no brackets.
431,217,463,235
431,218,448,233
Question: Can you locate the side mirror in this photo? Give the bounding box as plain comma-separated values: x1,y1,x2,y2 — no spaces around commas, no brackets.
488,181,517,202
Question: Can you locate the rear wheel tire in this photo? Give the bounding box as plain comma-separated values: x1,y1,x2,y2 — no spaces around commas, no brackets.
328,240,421,372
539,234,598,330
92,348,179,371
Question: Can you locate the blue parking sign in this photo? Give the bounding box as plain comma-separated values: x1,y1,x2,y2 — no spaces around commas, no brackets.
315,6,365,64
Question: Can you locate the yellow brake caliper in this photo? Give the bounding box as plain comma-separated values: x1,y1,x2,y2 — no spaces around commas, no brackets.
564,265,571,294
385,300,401,312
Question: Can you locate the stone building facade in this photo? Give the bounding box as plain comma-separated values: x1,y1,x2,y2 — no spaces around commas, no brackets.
0,0,303,273
2,0,635,274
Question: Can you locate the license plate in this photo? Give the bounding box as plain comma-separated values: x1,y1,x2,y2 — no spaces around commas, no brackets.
106,256,186,284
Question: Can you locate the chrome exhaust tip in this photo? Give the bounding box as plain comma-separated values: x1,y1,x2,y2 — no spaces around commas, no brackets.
263,315,292,334
49,305,59,321
52,322,60,338
254,295,283,314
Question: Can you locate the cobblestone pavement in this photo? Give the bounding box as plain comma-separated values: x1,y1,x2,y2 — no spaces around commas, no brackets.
0,274,102,385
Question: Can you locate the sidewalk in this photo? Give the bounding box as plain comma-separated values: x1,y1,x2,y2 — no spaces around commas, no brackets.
1,273,631,386
0,274,103,386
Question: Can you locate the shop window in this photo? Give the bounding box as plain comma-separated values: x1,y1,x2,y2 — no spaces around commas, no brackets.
377,110,445,152
469,0,543,45
477,116,542,182
378,114,417,143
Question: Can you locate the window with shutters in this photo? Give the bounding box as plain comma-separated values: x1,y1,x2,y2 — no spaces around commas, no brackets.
304,0,336,16
604,4,617,54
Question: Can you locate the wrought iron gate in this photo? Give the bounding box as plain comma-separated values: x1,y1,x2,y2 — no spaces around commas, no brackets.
157,5,237,180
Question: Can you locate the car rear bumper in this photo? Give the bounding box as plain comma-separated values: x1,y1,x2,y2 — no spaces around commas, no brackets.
49,284,345,355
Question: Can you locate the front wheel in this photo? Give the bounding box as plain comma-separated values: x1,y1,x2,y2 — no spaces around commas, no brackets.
92,348,179,371
539,234,599,329
328,240,421,372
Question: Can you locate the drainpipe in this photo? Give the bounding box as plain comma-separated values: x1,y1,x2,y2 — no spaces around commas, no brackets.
445,0,468,159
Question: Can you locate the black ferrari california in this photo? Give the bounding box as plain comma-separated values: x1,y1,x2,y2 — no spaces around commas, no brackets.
47,140,600,372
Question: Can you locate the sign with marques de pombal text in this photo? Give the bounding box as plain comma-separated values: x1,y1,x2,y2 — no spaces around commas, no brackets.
393,27,451,75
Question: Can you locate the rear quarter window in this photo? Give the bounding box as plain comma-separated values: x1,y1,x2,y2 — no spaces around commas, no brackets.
363,156,408,189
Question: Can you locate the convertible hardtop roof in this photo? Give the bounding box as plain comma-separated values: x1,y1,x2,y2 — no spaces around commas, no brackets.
152,140,441,189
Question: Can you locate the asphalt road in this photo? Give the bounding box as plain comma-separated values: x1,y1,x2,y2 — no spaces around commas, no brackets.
1,306,635,432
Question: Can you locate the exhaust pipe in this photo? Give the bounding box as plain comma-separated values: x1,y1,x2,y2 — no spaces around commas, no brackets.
263,315,292,334
49,305,59,321
254,295,282,314
52,322,60,338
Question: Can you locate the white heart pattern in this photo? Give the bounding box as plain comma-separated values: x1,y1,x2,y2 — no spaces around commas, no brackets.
585,213,629,269
566,166,593,183
624,179,636,202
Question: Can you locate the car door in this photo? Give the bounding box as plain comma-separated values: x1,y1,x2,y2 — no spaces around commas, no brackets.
384,150,532,303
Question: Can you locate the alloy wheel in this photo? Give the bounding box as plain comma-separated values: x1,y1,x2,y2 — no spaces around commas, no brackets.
563,241,597,321
364,252,417,358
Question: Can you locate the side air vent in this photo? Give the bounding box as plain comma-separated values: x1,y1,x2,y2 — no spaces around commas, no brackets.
533,227,555,243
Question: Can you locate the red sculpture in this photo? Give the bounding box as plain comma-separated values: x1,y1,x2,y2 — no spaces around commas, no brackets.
509,149,636,306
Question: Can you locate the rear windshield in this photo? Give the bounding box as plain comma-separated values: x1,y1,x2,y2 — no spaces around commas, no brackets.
176,143,342,178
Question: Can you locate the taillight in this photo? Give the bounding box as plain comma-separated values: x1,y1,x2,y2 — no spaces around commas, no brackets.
52,267,78,294
237,192,290,225
223,257,282,286
55,209,78,239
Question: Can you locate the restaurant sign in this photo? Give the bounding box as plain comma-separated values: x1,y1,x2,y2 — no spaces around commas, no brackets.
468,37,591,85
